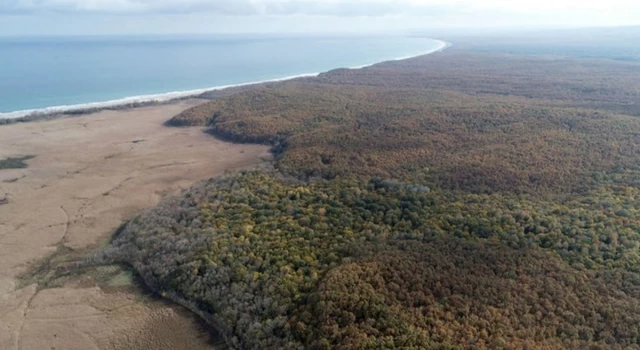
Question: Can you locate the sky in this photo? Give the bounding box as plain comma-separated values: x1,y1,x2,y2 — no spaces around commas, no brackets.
1,0,640,36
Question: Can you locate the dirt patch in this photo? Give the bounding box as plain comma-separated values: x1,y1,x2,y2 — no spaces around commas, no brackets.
0,99,269,349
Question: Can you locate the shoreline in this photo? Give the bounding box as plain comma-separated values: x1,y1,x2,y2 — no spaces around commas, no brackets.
0,39,448,122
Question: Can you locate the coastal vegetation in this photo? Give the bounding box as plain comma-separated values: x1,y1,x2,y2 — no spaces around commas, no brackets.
171,51,640,195
0,155,34,170
106,171,640,349
103,50,640,348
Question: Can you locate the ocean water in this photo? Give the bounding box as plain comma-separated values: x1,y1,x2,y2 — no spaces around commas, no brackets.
0,35,445,118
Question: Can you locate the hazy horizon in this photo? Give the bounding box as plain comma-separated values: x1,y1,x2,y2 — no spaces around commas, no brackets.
2,0,640,36
2,25,640,39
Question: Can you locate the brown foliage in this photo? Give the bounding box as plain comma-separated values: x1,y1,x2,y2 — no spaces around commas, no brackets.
295,240,640,349
169,52,640,194
114,49,640,349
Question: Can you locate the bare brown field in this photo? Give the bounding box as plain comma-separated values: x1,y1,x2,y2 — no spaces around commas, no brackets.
0,100,270,350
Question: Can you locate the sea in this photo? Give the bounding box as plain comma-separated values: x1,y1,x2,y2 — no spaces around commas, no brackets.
0,35,445,119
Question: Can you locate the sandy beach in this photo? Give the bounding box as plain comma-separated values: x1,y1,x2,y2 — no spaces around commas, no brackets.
0,100,270,349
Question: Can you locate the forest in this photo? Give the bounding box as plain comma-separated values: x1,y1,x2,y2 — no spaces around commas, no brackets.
169,50,640,195
103,49,640,349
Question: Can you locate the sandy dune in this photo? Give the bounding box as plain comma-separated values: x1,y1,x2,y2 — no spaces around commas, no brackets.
0,100,270,349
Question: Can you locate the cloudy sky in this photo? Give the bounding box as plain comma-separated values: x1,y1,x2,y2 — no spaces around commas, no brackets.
2,0,640,36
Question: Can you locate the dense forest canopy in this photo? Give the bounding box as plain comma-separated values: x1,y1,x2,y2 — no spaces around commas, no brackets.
105,49,640,349
170,50,640,195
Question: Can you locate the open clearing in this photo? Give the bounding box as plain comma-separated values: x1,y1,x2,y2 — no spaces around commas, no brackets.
0,100,270,349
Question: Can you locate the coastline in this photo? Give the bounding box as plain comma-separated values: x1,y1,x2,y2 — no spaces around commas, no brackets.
0,39,448,122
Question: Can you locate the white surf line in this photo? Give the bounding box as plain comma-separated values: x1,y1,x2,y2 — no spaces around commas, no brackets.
349,39,449,69
0,73,320,120
0,39,450,120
